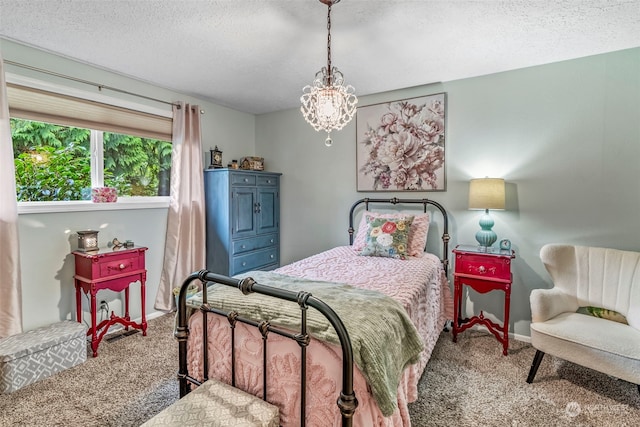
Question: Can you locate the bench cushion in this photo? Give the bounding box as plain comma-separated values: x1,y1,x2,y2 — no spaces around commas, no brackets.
142,378,279,427
0,320,87,393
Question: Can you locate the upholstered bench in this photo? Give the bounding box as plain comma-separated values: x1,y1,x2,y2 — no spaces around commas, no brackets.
0,320,87,393
142,378,279,427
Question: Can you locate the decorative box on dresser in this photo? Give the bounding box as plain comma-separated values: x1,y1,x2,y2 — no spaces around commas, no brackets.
204,169,282,276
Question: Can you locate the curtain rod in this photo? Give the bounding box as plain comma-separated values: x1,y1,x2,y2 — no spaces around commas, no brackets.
3,59,183,108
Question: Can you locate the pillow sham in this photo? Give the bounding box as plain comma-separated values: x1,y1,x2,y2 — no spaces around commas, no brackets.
359,216,414,259
352,211,430,256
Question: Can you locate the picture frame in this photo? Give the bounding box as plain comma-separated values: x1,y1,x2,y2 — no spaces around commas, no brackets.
356,93,446,192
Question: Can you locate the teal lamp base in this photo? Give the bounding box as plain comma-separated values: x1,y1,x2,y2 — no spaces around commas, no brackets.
475,209,497,248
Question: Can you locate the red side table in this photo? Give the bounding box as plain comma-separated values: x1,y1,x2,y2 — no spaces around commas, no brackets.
452,244,515,355
72,246,148,357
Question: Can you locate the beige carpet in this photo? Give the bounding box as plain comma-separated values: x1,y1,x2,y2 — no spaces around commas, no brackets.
1,314,638,426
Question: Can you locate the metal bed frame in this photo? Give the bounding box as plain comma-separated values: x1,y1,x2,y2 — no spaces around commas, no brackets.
174,197,450,426
175,270,358,426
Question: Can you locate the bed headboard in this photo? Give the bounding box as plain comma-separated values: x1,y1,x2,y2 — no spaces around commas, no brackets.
348,197,450,274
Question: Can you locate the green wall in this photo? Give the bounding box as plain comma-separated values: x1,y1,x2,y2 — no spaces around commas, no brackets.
1,39,256,331
256,47,640,339
4,36,639,339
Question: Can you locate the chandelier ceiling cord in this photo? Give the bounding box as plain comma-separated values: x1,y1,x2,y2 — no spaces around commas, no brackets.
300,0,358,147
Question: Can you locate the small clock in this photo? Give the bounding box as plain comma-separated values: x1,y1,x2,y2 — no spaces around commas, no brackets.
77,230,99,252
499,238,511,251
209,146,223,169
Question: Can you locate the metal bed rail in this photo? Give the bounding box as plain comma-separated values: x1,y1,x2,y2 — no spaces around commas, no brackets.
175,269,358,427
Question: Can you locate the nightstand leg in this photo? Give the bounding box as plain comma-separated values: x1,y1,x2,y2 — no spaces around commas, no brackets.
90,289,98,357
141,272,147,336
75,280,81,323
452,277,461,342
124,286,130,330
502,284,511,355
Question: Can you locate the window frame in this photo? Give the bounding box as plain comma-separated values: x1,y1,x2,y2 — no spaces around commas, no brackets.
7,73,173,214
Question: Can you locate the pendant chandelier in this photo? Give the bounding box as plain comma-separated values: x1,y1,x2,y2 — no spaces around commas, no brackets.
300,0,357,147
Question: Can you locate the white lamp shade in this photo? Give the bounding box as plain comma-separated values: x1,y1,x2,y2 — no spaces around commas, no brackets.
468,178,505,210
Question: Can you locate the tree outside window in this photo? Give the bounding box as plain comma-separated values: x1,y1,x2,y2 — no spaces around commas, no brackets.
11,118,172,202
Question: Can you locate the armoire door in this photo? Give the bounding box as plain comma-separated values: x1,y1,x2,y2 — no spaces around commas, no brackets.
256,187,279,235
231,187,257,238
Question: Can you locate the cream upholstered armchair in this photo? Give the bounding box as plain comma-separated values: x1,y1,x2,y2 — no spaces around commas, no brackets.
527,244,640,394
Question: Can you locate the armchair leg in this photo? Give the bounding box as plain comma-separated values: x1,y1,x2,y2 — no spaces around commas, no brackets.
526,350,545,384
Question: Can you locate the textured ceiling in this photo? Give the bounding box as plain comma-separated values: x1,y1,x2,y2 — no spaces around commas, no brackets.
1,0,639,114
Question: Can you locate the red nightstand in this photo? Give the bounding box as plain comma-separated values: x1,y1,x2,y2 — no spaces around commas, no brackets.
72,246,148,357
452,244,515,355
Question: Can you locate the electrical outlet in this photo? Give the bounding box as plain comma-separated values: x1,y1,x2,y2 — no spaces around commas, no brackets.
99,300,108,311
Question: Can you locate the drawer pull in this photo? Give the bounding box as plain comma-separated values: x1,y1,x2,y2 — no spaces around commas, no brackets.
270,254,274,259
267,179,271,183
241,245,246,249
108,262,131,272
478,265,486,273
242,262,247,266
244,178,249,182
270,239,274,243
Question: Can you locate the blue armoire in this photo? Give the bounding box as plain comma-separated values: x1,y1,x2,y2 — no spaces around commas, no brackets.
204,169,282,276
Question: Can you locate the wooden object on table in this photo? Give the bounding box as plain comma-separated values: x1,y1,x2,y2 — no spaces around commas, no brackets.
72,246,148,357
452,244,515,355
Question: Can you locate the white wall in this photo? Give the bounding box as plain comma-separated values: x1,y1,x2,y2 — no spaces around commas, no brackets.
1,39,256,331
256,47,640,338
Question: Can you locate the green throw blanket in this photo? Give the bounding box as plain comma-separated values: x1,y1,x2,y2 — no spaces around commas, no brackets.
187,270,424,416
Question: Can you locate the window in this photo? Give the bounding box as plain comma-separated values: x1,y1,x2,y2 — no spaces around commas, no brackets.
7,81,174,207
11,118,172,201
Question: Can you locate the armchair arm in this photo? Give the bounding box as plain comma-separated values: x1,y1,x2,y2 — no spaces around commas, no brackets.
530,288,578,323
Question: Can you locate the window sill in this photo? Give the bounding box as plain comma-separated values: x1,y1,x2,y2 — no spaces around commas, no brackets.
18,197,171,214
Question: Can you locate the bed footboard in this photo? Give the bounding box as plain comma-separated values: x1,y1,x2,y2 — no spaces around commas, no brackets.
175,269,358,427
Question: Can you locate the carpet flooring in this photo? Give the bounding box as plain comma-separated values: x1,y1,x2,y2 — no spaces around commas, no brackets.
1,314,638,426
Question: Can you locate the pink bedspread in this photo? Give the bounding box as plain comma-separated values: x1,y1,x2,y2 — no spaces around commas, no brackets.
187,246,453,426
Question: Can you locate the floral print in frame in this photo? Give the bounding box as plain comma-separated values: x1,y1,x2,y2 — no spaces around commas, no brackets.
356,93,446,191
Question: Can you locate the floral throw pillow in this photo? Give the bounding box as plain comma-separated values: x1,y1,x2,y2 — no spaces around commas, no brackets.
359,216,414,259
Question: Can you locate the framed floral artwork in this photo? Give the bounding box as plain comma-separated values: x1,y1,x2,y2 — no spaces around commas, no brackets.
356,93,446,191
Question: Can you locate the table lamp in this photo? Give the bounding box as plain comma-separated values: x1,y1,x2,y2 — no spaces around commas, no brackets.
468,178,505,248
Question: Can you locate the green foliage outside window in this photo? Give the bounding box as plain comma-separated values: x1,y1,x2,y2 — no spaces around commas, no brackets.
11,118,172,201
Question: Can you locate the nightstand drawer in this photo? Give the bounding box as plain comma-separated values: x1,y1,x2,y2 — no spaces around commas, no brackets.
455,253,511,281
233,247,279,274
99,256,142,278
232,234,278,255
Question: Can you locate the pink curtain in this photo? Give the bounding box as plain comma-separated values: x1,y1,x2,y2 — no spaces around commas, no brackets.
0,51,23,337
155,102,206,311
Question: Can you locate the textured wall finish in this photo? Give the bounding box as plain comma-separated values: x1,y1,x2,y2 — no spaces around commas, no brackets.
1,0,639,114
